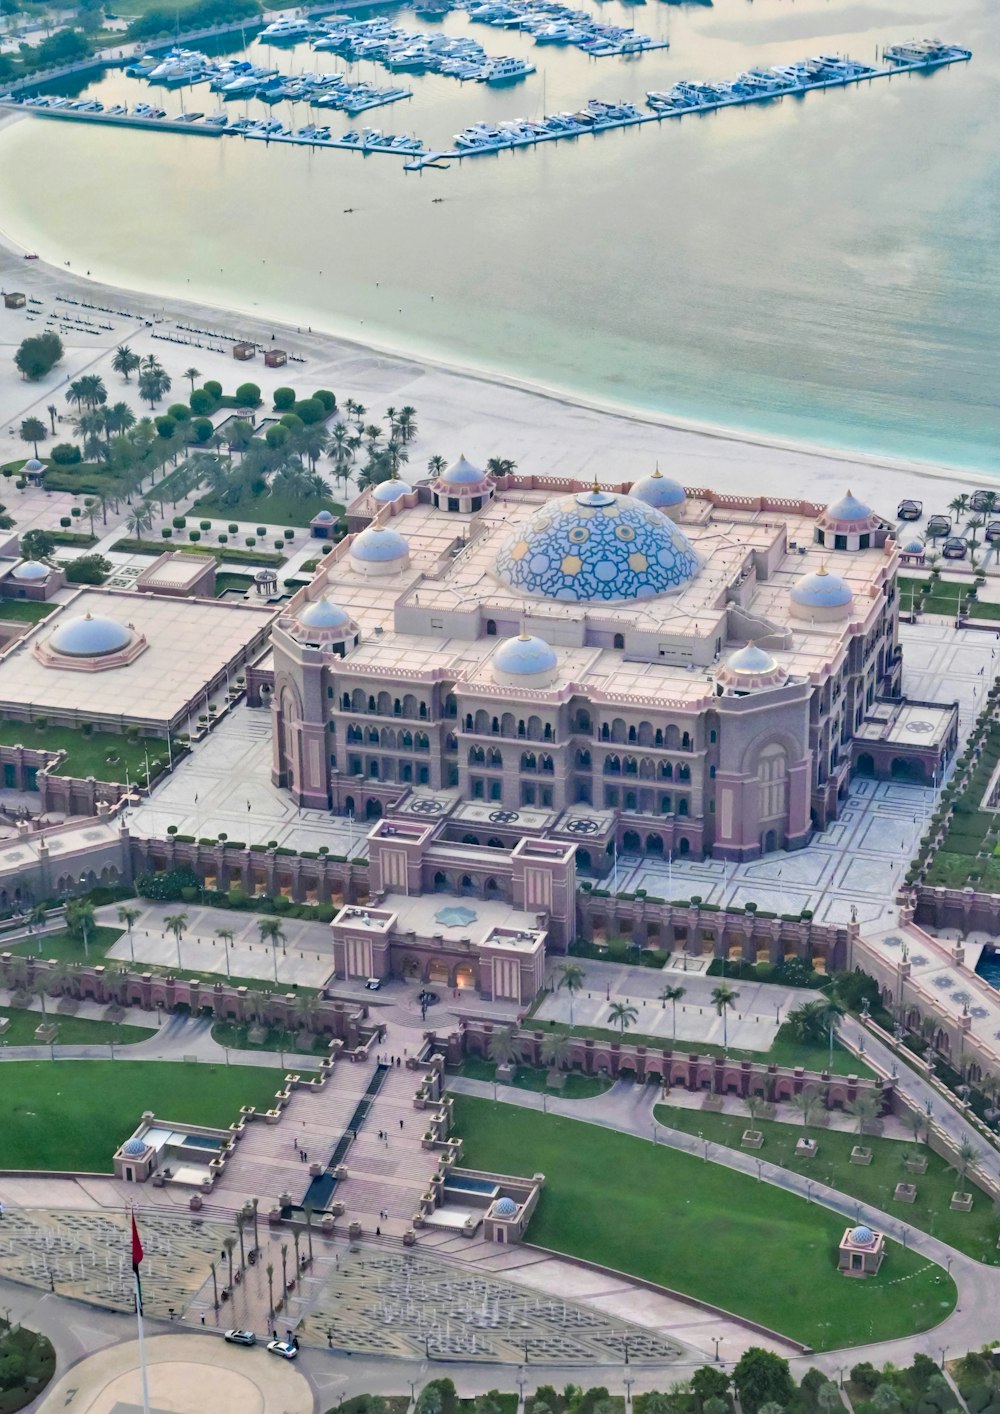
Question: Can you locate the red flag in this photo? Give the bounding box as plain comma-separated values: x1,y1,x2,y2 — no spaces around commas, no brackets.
131,1214,144,1271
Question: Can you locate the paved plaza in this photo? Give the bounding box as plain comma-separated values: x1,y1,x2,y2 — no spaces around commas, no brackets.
534,957,815,1052
96,901,337,989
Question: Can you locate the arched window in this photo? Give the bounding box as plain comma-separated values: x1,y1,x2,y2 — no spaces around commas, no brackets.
681,731,691,751
341,692,350,711
613,633,625,650
368,695,377,712
600,723,610,741
521,752,536,771
678,799,689,816
577,749,591,769
486,619,497,636
758,744,788,821
576,710,591,733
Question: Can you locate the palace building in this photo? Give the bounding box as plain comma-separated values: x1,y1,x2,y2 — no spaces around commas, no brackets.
268,463,957,882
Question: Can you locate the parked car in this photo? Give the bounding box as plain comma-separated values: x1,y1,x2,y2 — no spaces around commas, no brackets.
364,977,382,991
266,1339,298,1360
224,1329,256,1347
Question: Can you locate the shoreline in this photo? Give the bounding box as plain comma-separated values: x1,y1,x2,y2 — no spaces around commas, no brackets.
0,191,990,509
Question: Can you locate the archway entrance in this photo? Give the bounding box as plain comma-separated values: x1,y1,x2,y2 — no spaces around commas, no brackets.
854,753,875,779
891,757,926,784
455,963,475,990
365,798,383,820
428,960,450,985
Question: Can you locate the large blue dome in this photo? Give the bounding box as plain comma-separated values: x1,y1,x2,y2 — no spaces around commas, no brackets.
351,525,408,563
495,490,699,603
49,612,131,657
372,479,413,504
790,566,853,609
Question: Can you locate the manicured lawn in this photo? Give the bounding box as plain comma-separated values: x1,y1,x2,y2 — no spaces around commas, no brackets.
212,1020,327,1054
655,1104,1000,1264
5,925,122,964
0,1006,153,1046
0,601,57,623
0,1060,288,1171
0,719,165,782
192,487,344,530
898,575,1000,621
452,1096,956,1350
458,1055,611,1099
215,572,256,597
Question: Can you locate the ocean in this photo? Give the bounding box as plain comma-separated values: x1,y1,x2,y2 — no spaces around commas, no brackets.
0,0,997,469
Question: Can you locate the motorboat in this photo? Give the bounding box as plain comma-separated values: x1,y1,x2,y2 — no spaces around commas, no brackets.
477,54,536,82
259,16,314,41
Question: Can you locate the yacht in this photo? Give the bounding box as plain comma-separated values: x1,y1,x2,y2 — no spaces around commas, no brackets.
147,49,207,82
221,72,265,96
477,54,536,83
210,61,276,91
175,110,204,121
202,112,229,126
259,16,314,41
107,102,128,115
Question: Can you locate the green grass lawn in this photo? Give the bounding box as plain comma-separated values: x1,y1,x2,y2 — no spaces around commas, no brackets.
898,575,1000,621
192,487,343,530
215,572,256,597
655,1105,1000,1264
0,601,58,623
0,1060,288,1171
0,719,165,782
458,1055,611,1099
0,1006,153,1047
5,925,122,965
452,1096,956,1350
212,1020,327,1054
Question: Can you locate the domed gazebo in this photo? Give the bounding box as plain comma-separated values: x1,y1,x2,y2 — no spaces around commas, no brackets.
349,524,410,577
815,491,883,551
714,642,788,695
629,469,686,520
430,454,494,514
898,534,925,565
494,488,699,602
838,1223,884,1276
789,564,854,622
491,633,559,688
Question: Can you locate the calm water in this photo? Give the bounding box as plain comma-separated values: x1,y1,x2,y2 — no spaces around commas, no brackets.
0,0,997,468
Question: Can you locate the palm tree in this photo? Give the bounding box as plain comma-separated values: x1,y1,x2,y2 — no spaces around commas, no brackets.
112,345,140,381
126,501,155,540
487,1025,518,1068
77,374,107,408
66,379,89,412
280,1241,289,1299
955,1138,979,1194
352,401,366,426
660,983,686,1041
792,1085,822,1136
384,405,398,435
75,408,108,462
557,961,585,1027
396,405,417,444
427,454,446,476
266,1261,275,1318
303,1202,314,1263
711,982,739,1051
745,1092,764,1130
540,1031,570,1075
105,401,136,439
849,1091,881,1136
363,423,383,456
608,1001,638,1036
216,926,235,978
258,917,286,982
968,515,987,548
486,457,516,478
163,912,188,969
293,1228,302,1275
46,403,58,434
184,366,201,392
117,904,141,961
19,417,46,457
223,1235,236,1292
235,1211,247,1272
786,996,845,1047
948,494,970,522
385,437,408,476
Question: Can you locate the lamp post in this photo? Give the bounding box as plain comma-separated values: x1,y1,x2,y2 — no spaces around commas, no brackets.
712,1336,722,1364
78,874,90,960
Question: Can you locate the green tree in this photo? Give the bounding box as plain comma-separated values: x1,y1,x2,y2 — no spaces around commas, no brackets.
126,502,155,540
20,529,55,561
608,1000,638,1035
660,983,686,1041
65,554,111,585
792,1085,822,1135
164,912,188,966
786,997,845,1046
487,1026,518,1067
486,456,516,477
46,403,58,434
19,416,46,457
849,1091,881,1135
112,345,140,381
955,1137,980,1192
427,453,446,475
691,1366,731,1407
235,382,262,407
870,1386,901,1414
540,1030,570,1073
184,366,201,392
732,1348,794,1414
711,982,739,1051
557,960,585,1026
15,333,64,380
65,897,95,946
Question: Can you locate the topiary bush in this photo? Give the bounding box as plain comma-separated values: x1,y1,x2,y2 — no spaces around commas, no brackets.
172,516,186,529
313,389,336,412
273,386,296,411
246,537,256,547
234,382,261,408
59,516,71,528
228,523,238,534
167,402,190,422
256,527,266,537
191,416,213,443
204,379,222,400
189,388,214,416
161,528,172,539
50,442,81,465
189,530,201,542
200,520,211,531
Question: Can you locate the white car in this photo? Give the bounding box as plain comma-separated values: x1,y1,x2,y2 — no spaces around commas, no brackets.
266,1339,298,1360
364,977,382,991
224,1329,256,1346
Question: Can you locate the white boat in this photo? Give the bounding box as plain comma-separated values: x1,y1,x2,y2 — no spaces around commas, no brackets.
259,16,314,41
477,54,536,83
147,48,207,81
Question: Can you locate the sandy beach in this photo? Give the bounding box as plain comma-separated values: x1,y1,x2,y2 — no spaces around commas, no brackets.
0,214,988,517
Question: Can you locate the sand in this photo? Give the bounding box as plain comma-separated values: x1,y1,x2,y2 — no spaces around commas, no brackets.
0,215,988,521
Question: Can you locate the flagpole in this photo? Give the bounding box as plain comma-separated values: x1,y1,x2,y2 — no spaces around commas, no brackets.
131,1210,151,1414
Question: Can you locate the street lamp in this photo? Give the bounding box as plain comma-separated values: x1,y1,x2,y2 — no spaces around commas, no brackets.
713,1336,722,1364
78,874,90,960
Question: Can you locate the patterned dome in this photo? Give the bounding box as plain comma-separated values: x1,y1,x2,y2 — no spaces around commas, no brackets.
351,525,408,564
372,479,413,504
24,457,44,473
12,560,49,581
122,1137,147,1156
495,489,699,602
298,597,351,629
493,1196,517,1217
850,1225,875,1246
899,535,925,554
440,454,485,487
49,612,131,658
630,469,686,510
790,565,853,608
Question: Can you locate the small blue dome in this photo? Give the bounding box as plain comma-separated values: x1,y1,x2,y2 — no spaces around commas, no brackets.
351,525,408,563
900,536,925,554
850,1225,875,1245
790,566,853,608
314,509,335,523
493,1196,517,1217
630,470,685,510
24,458,44,473
12,560,49,581
372,479,413,504
825,491,873,522
122,1137,146,1157
493,634,558,677
726,643,777,674
49,612,131,658
298,597,350,629
495,490,698,603
440,454,485,487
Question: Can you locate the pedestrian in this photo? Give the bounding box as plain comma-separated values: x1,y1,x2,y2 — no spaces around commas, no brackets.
247,800,251,812
201,1314,205,1325
293,1137,299,1151
376,1226,381,1236
399,1118,404,1130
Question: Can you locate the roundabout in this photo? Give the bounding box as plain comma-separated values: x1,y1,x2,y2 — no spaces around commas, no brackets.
34,1335,313,1414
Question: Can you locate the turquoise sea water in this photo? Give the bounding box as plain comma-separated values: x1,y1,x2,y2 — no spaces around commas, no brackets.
0,0,997,469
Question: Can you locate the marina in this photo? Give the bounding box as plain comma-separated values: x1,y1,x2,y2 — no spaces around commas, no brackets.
4,39,965,165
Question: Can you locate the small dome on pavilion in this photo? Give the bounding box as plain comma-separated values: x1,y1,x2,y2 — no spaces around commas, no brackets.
899,535,925,555
493,1196,517,1217
314,509,336,524
372,479,413,504
350,524,409,573
850,1225,875,1246
492,633,559,688
122,1137,147,1157
630,469,685,511
825,490,873,522
24,457,44,473
49,612,131,658
714,642,788,694
790,565,853,609
727,643,777,675
440,454,485,487
11,560,49,581
298,597,351,629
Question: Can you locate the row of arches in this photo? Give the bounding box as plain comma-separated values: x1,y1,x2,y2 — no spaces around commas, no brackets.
465,711,555,742
345,758,431,787
602,754,691,781
599,720,693,749
343,689,430,720
347,726,431,751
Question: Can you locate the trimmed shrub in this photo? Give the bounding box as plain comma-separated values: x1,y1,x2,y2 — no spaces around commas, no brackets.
167,402,190,422
189,388,214,415
273,386,296,411
234,382,261,407
294,397,325,425
245,537,256,547
200,520,211,531
50,442,81,465
228,523,238,533
256,527,266,537
204,379,222,400
172,516,186,529
191,416,213,443
59,516,71,528
154,414,176,440
70,506,81,517
312,389,336,412
161,528,172,539
218,533,228,544
189,531,201,542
